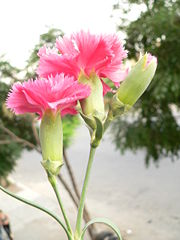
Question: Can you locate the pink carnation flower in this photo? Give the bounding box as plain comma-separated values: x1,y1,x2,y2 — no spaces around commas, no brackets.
6,74,90,118
37,31,128,93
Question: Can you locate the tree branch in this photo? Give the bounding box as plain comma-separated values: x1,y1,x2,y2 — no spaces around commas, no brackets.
0,124,41,153
58,174,79,208
0,140,12,145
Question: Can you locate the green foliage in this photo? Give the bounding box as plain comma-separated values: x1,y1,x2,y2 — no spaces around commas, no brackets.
0,57,20,81
112,0,180,164
62,115,80,148
0,143,21,180
0,28,80,179
0,82,37,179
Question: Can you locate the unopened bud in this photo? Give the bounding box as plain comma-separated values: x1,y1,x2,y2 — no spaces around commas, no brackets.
117,53,157,107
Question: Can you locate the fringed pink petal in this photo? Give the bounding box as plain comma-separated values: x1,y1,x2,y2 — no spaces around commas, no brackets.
37,31,127,84
71,31,113,75
101,80,112,95
6,74,90,118
56,37,78,56
36,31,128,93
37,47,80,78
101,67,129,87
61,108,77,116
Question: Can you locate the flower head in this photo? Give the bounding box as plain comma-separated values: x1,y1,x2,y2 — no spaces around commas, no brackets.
37,31,128,88
36,31,127,121
6,73,90,118
6,74,90,175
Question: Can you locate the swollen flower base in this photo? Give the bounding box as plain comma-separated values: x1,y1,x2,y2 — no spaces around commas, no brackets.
78,72,105,121
40,110,63,175
1,30,157,240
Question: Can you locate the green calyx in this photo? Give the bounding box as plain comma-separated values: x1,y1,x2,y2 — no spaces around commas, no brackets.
117,54,157,107
79,110,104,148
78,72,107,147
39,110,63,175
78,71,105,121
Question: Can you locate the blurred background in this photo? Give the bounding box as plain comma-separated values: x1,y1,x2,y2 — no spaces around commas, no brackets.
0,0,180,240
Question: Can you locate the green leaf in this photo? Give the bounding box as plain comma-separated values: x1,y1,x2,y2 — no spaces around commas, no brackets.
0,185,70,239
80,218,123,240
91,117,104,148
79,111,96,130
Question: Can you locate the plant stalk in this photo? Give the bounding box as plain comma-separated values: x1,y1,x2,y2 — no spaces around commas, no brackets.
75,146,96,239
63,148,96,239
48,174,73,237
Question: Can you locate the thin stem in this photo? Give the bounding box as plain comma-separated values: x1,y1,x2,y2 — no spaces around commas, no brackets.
58,173,96,240
75,146,96,238
48,174,73,236
0,185,71,239
63,148,94,227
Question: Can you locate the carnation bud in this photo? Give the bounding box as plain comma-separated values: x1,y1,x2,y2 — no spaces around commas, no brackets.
40,110,63,176
116,53,157,107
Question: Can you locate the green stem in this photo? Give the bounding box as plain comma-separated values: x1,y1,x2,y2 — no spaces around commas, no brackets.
48,174,73,237
0,185,71,239
75,146,96,239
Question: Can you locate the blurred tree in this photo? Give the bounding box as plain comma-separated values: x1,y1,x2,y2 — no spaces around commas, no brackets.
112,0,180,164
0,60,37,181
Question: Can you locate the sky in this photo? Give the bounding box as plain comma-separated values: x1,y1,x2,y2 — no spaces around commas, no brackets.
0,0,145,68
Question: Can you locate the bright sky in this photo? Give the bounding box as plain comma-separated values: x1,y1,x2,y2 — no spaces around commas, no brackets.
0,0,145,68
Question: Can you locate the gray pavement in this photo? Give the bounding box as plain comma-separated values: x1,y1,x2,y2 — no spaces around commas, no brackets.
0,125,180,240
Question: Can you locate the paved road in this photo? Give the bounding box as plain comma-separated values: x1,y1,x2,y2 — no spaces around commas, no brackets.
0,125,180,240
